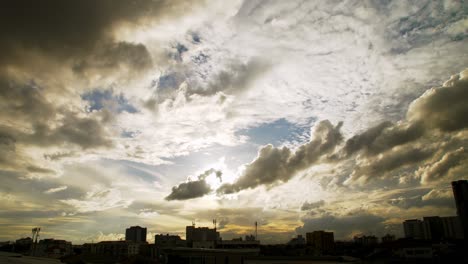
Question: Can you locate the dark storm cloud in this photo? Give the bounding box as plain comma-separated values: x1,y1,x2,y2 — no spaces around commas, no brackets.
0,77,55,122
15,112,113,149
166,169,222,201
408,72,468,132
0,131,15,165
301,200,325,211
343,121,424,157
0,76,113,151
296,212,387,239
218,120,343,194
0,0,198,69
341,69,468,184
72,41,153,75
348,146,434,184
385,190,454,210
419,147,467,184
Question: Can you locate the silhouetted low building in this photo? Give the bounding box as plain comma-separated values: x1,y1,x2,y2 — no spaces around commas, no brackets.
381,234,395,243
15,237,32,246
306,231,334,254
245,234,256,241
287,235,306,246
155,234,186,247
396,247,433,260
186,225,220,248
354,235,378,246
217,237,260,249
83,240,147,257
34,238,72,258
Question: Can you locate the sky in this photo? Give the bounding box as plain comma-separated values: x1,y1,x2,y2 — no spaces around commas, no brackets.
0,0,467,244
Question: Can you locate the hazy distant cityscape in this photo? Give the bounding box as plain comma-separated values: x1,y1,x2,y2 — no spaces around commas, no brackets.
1,180,467,263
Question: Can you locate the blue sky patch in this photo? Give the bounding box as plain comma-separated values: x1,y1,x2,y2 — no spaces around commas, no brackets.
238,118,311,146
82,89,137,113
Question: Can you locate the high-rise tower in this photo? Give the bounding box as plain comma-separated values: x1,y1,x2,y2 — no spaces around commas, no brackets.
452,180,468,239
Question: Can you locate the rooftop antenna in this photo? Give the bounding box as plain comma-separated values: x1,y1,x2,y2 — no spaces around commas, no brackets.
192,221,195,227
213,219,217,230
255,221,258,241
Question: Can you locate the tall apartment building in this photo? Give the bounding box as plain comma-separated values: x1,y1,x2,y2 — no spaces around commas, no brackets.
125,226,147,243
403,219,425,239
452,180,468,239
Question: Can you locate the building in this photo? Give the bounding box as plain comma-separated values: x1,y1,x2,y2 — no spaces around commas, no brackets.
125,226,147,243
441,216,464,239
452,180,468,239
33,239,72,258
83,240,145,257
353,235,378,246
422,216,443,241
287,235,306,246
15,237,32,246
217,237,260,249
161,248,259,264
14,237,32,253
381,234,395,243
306,231,334,254
186,225,220,248
155,234,186,247
403,219,425,239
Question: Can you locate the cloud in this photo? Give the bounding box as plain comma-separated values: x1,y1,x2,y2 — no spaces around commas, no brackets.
166,169,222,201
188,59,270,97
301,200,325,211
421,188,453,201
343,121,425,157
296,212,387,240
61,186,133,213
418,147,467,184
0,0,202,70
45,186,68,194
27,165,55,174
0,75,113,149
218,120,343,194
408,69,468,132
347,146,434,184
341,68,468,185
72,41,153,75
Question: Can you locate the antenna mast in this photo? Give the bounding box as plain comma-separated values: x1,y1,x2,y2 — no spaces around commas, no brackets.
255,221,258,241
